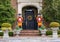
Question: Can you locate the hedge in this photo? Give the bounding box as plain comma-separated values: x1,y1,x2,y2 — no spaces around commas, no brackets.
8,32,13,36
46,30,52,35
0,32,4,36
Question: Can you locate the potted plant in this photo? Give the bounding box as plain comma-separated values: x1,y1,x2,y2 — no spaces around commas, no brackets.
49,22,60,38
39,24,46,36
14,25,22,36
1,23,12,31
1,23,12,38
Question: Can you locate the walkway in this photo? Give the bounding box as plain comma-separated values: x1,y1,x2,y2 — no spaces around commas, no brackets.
0,36,60,42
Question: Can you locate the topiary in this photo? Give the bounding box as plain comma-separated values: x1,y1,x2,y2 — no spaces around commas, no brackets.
49,22,60,27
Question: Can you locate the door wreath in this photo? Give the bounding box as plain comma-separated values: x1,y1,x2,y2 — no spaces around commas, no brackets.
27,15,32,20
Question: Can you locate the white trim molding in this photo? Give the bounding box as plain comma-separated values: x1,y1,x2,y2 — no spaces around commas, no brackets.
17,0,42,14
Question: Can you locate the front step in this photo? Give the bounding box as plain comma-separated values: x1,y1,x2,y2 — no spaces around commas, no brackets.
19,30,40,36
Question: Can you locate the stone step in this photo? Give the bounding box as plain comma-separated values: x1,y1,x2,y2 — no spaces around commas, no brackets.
20,33,40,36
19,30,40,36
20,33,40,35
21,30,40,33
20,34,40,36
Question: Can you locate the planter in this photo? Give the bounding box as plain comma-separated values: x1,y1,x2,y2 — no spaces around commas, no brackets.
16,30,20,36
51,27,59,38
14,28,22,37
3,29,9,38
41,29,46,36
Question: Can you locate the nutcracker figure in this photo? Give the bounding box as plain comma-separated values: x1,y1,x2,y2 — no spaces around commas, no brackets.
17,17,23,28
36,14,43,28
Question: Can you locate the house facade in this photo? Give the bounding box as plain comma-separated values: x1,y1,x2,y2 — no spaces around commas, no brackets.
11,0,42,30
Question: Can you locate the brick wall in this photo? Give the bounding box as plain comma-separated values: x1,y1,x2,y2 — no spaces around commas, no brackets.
11,0,17,13
11,0,18,29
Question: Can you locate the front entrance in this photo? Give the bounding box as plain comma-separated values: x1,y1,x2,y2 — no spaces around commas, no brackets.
22,6,38,30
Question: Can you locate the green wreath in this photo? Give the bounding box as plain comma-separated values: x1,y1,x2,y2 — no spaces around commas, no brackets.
27,15,32,20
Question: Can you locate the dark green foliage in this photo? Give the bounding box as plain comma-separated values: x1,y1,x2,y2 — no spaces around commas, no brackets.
0,0,16,26
8,32,13,36
58,30,60,35
46,30,52,35
0,32,4,36
42,0,60,23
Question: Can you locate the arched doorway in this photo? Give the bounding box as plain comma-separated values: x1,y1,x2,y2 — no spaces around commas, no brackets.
22,6,38,30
